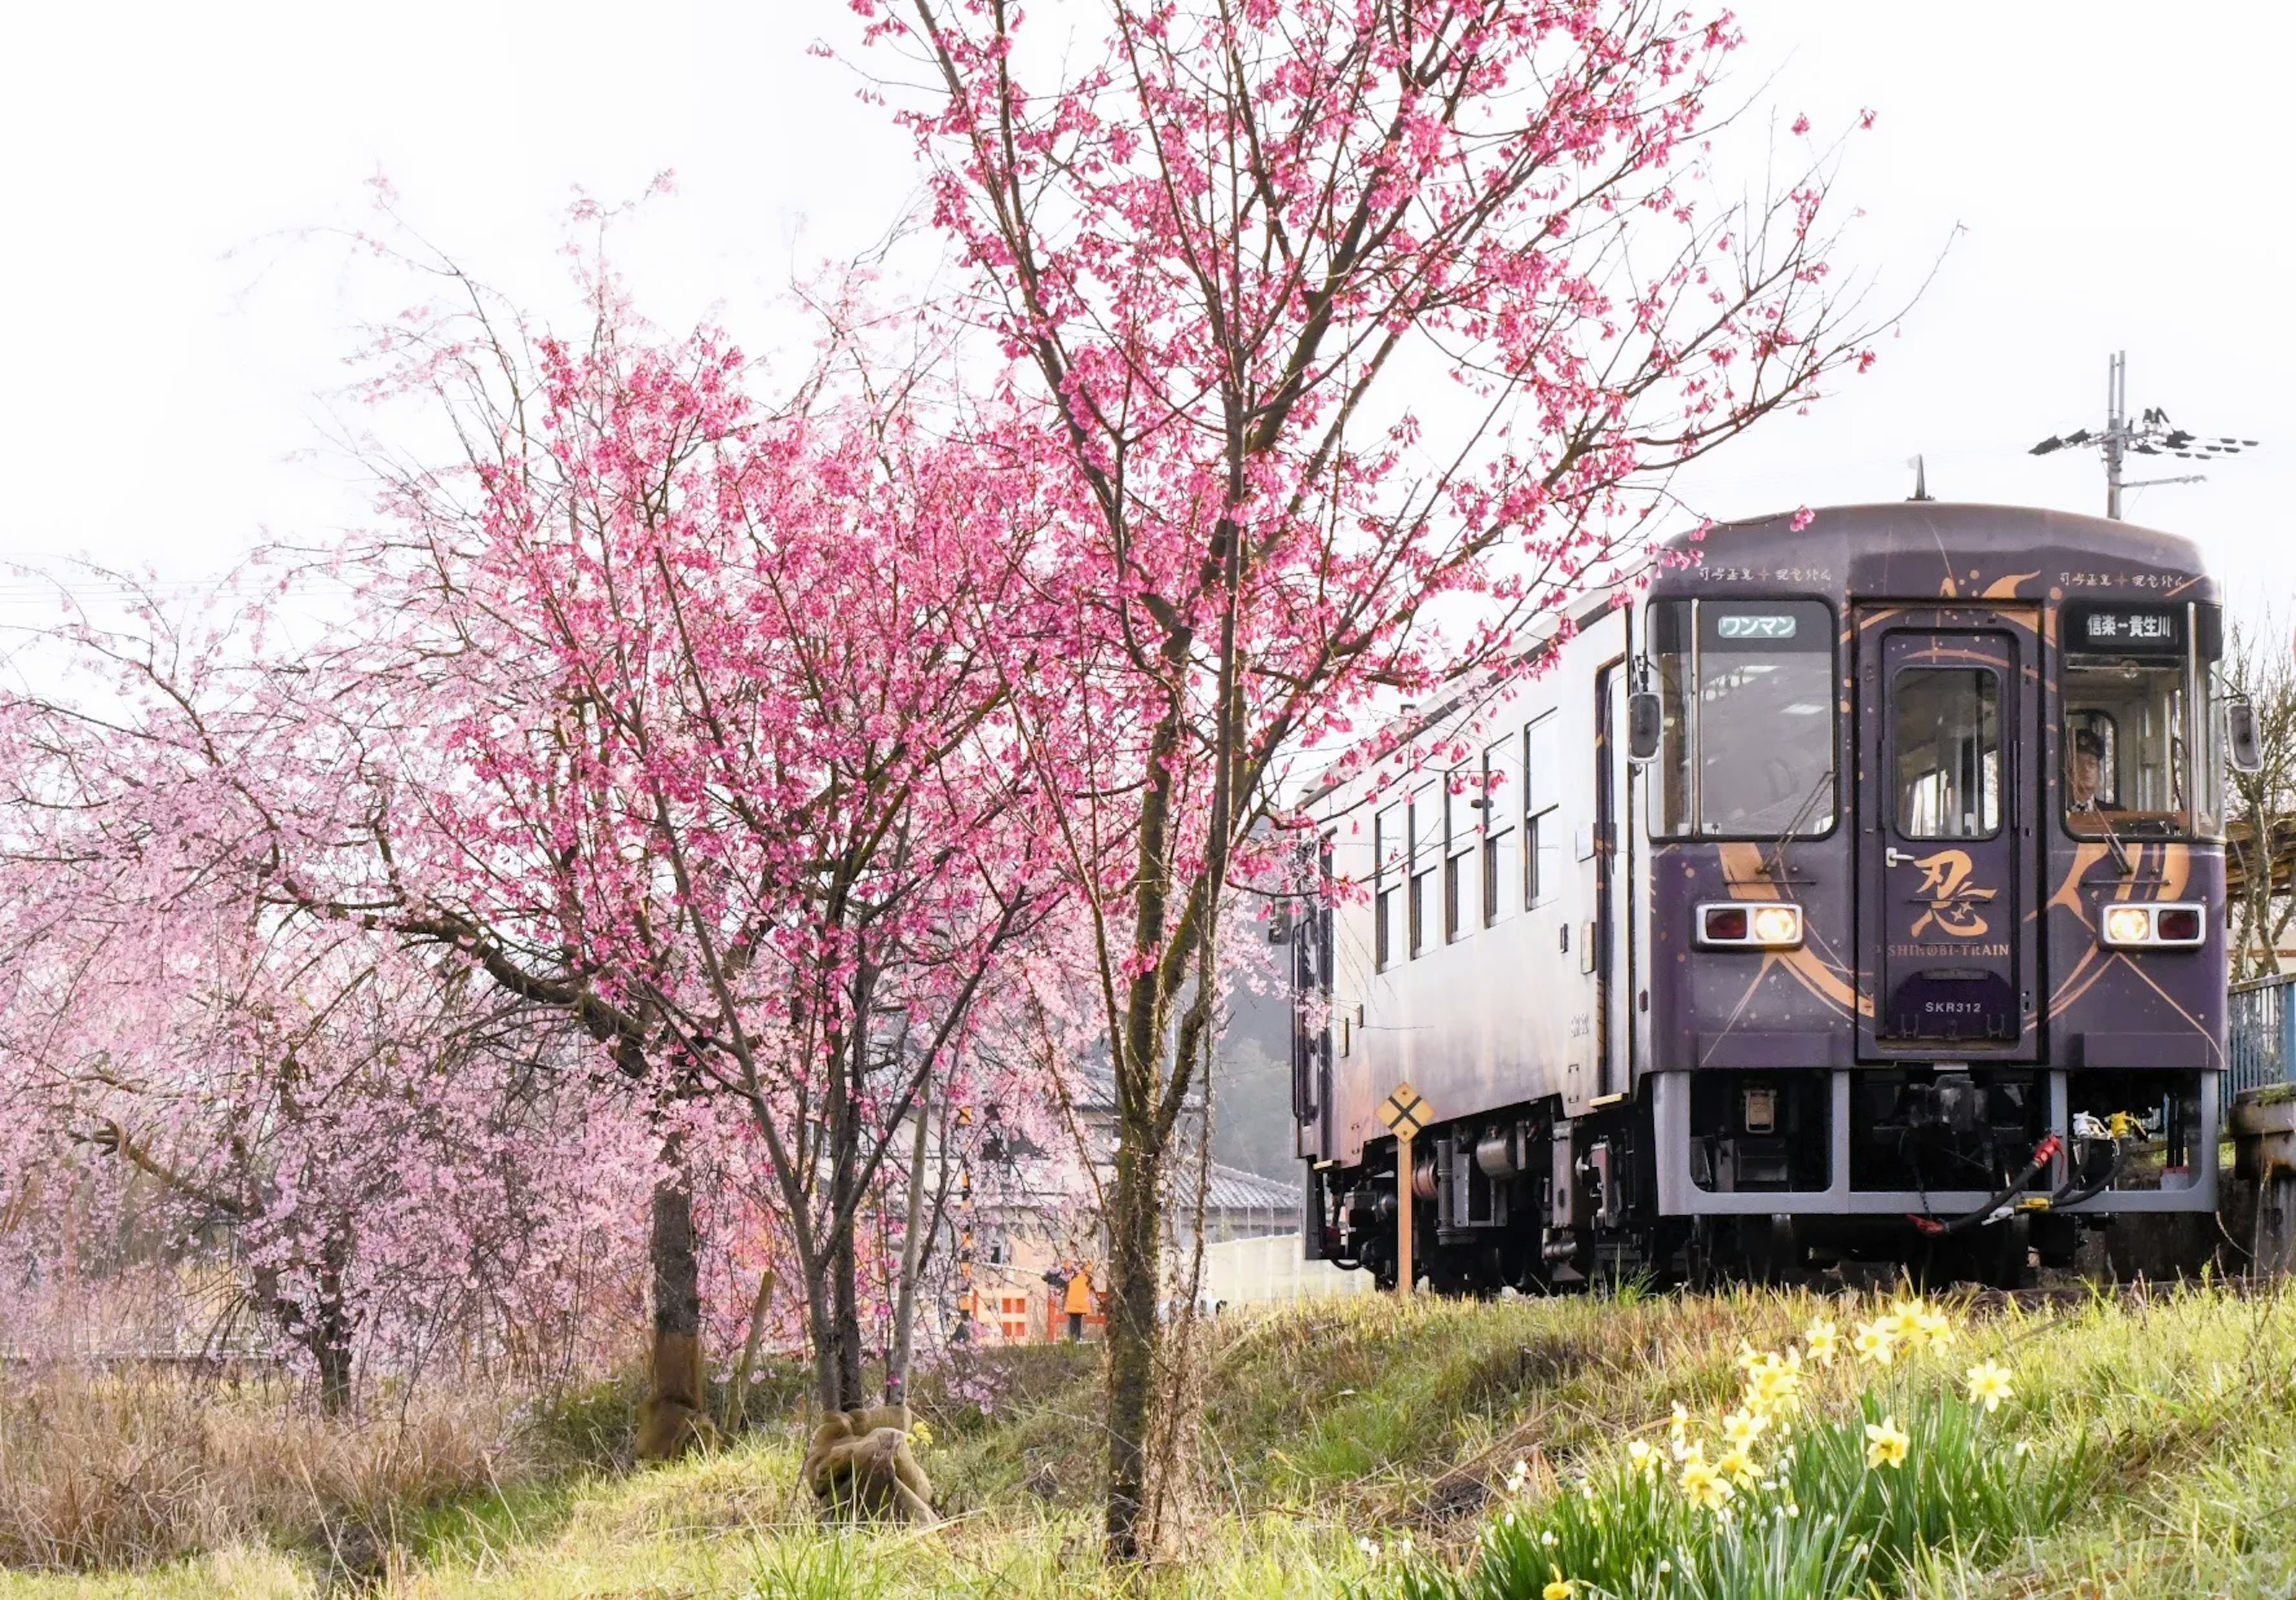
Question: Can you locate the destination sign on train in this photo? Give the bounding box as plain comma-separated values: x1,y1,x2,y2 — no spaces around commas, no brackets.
2066,602,2183,654
1715,613,1798,640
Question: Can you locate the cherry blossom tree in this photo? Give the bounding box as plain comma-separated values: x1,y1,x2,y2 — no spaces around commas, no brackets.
0,599,649,1410
862,0,1886,1555
0,227,1076,1429
306,241,1067,1415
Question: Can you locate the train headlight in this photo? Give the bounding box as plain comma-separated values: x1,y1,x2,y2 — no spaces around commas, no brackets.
1698,902,1803,949
1750,905,1803,946
2099,902,2206,948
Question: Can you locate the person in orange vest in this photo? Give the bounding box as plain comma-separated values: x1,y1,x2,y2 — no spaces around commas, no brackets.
1062,1263,1094,1342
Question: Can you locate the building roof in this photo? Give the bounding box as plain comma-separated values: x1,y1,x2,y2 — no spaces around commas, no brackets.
1201,1162,1301,1213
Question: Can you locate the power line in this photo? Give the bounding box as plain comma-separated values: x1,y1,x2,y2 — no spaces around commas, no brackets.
2028,350,2258,520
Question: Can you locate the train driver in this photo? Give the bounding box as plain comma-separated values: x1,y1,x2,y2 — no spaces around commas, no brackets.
2066,726,2121,815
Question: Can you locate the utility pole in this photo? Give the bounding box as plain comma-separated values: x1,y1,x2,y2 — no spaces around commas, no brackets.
2030,351,2256,520
2104,351,2126,521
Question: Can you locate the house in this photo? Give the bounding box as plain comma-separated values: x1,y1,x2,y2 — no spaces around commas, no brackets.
944,1063,1306,1345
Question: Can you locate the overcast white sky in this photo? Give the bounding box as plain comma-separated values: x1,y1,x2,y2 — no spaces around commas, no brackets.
2,1,2290,634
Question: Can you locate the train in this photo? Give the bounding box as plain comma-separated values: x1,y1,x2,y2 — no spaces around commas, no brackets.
1289,502,2264,1290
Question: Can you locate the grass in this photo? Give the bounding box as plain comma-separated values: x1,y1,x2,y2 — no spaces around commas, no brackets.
7,1283,2296,1596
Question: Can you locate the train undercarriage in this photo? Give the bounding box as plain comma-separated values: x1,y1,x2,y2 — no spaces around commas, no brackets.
1314,1065,2218,1293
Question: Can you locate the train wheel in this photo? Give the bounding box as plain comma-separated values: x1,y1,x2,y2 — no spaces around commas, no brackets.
1919,1218,2029,1290
1740,1216,1808,1287
1686,1219,1725,1294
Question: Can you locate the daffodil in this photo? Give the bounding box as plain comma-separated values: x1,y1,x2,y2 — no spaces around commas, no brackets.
1721,1407,1768,1449
1669,1401,1695,1460
1805,1317,1839,1366
1745,1348,1802,1412
1717,1445,1759,1487
1626,1439,1659,1477
1864,1415,1910,1470
1916,1304,1954,1347
1852,1319,1897,1367
1965,1360,2015,1413
908,1419,933,1449
1544,1570,1579,1600
1679,1456,1732,1510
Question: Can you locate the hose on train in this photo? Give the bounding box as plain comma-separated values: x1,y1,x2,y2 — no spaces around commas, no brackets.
1909,1134,2061,1238
2045,1112,2142,1210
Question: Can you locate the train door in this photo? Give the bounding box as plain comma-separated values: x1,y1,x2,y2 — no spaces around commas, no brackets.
1596,660,1634,1096
1855,607,2041,1059
1291,834,1335,1158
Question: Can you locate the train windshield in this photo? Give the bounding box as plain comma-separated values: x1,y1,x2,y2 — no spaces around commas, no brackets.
2060,601,2221,839
1650,599,1836,837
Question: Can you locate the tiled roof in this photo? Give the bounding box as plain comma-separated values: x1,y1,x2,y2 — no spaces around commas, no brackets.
1201,1162,1301,1213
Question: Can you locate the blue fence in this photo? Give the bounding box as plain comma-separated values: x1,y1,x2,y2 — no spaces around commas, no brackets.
2229,973,2296,1100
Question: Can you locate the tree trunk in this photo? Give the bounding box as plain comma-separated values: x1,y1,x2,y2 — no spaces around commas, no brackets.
804,1259,842,1415
1103,1125,1162,1562
725,1266,776,1433
822,999,869,1413
829,1210,866,1410
311,1223,355,1417
886,1072,934,1404
648,1138,704,1411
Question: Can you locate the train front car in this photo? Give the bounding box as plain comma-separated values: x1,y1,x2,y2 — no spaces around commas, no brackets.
1295,503,2236,1290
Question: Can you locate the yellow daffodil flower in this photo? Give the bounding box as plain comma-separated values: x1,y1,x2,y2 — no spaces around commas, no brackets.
1805,1317,1839,1366
1965,1359,2015,1413
1626,1439,1659,1477
1746,1348,1802,1412
1721,1407,1768,1449
1544,1570,1578,1600
1717,1445,1759,1487
1678,1457,1732,1510
1852,1320,1897,1367
1864,1416,1910,1470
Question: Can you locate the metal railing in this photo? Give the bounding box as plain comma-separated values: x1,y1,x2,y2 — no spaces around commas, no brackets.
2229,972,2296,1099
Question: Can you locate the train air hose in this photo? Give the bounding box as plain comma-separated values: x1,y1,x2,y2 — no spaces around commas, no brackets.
2043,1111,2141,1210
1909,1134,2062,1238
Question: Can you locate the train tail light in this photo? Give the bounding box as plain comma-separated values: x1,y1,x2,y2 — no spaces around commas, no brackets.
1698,902,1803,949
2099,902,2205,948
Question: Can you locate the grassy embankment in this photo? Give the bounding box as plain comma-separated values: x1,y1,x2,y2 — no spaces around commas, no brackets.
6,1281,2296,1598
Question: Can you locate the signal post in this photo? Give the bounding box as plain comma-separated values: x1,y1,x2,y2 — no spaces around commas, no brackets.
1379,1082,1431,1296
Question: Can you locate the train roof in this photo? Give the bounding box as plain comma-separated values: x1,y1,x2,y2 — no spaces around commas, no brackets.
1293,502,2216,811
1648,502,2215,603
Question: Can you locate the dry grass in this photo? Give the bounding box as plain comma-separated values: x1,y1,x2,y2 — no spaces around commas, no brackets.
10,1284,2296,1596
0,1367,533,1575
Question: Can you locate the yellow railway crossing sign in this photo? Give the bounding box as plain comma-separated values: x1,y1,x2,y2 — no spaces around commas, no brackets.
1379,1082,1431,1140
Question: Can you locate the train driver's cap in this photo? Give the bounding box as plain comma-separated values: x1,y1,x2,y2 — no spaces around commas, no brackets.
2073,728,2106,759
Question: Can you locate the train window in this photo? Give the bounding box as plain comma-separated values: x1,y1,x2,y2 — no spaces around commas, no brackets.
1525,713,1562,904
1895,668,2001,839
1481,736,1518,926
1373,802,1402,969
1407,787,1435,957
1647,603,1696,835
1444,781,1474,941
2199,672,2227,838
2062,658,2188,838
1648,599,1836,836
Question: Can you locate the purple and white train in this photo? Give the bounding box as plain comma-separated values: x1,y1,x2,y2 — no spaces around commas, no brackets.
1290,503,2261,1290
